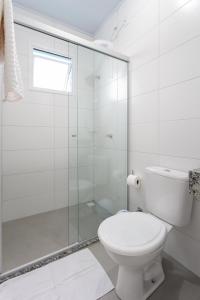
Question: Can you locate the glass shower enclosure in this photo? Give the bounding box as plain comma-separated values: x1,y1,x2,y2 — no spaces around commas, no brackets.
1,24,128,273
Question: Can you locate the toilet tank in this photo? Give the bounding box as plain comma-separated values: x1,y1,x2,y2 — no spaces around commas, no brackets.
145,166,192,227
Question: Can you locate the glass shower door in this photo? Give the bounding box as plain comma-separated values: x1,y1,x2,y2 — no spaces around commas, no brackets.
76,46,96,241
1,24,127,274
1,25,72,272
77,47,128,242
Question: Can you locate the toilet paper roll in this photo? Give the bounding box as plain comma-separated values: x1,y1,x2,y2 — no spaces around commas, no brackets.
127,174,141,189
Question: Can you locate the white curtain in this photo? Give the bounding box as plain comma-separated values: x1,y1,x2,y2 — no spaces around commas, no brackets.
0,0,23,101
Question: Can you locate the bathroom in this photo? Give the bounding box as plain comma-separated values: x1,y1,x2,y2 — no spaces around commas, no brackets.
0,0,200,299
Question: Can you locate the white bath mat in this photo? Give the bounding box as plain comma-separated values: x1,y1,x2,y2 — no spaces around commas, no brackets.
0,249,114,300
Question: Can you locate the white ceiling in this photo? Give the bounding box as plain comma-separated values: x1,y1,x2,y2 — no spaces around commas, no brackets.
13,0,122,35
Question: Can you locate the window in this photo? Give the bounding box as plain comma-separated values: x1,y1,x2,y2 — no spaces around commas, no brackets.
32,48,72,93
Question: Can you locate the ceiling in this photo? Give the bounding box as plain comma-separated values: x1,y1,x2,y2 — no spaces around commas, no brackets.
13,0,122,35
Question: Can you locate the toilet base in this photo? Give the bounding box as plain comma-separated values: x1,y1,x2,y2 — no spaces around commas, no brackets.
115,258,165,300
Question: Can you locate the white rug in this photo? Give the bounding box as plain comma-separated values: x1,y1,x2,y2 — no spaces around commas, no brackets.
0,249,114,300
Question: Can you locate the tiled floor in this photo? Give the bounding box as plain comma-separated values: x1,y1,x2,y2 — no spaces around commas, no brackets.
2,203,110,272
2,210,200,299
89,242,200,300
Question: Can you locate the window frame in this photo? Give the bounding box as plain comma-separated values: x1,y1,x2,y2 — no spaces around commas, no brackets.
29,44,73,95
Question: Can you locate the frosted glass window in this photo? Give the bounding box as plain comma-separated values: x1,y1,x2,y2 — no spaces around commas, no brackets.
33,48,72,93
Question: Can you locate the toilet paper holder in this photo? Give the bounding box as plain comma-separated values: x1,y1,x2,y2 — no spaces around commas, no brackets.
127,171,141,189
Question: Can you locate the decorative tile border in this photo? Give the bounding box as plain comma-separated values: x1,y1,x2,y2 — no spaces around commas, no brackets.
0,236,99,285
189,169,200,201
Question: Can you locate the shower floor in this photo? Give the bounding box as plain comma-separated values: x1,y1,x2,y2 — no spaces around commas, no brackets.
2,202,110,273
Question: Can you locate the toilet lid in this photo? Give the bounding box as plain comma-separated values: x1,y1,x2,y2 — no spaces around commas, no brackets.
98,212,167,256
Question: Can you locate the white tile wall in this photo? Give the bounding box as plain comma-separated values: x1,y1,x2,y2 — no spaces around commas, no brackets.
96,0,200,277
54,128,68,148
132,60,159,96
3,150,54,175
160,0,200,54
24,90,54,106
160,0,192,21
54,169,69,209
126,28,159,67
160,119,200,159
132,91,159,124
159,78,200,120
116,0,159,50
54,106,68,127
160,36,200,88
3,171,54,202
3,103,54,127
3,127,54,150
130,123,159,154
165,228,200,277
54,149,68,170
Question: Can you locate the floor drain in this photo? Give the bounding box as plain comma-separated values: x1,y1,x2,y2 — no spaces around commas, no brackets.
87,201,96,208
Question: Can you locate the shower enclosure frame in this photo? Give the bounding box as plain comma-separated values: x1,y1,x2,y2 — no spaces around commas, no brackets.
0,16,129,280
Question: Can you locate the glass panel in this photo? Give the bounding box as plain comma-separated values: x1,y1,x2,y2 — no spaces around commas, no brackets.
1,27,70,272
77,47,128,242
93,53,127,216
77,46,96,241
115,60,128,212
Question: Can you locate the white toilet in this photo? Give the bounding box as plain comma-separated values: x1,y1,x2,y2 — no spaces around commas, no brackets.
98,166,193,300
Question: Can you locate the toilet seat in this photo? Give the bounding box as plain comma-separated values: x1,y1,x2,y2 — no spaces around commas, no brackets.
98,212,167,256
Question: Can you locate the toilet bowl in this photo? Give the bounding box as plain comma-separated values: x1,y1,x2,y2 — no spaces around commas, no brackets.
98,211,169,300
98,166,192,300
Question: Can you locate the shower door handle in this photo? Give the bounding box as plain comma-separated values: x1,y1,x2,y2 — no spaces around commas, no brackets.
106,134,113,139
